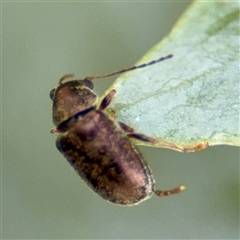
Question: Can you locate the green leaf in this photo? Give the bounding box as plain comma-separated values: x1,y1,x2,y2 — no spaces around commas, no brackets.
100,0,240,151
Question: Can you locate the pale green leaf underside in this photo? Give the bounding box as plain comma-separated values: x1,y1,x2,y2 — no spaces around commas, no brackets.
101,0,240,150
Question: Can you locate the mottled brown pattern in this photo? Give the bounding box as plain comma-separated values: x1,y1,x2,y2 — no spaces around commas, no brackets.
56,110,155,206
52,80,98,126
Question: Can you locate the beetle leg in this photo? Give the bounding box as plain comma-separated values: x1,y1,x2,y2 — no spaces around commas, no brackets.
50,127,59,134
99,90,116,110
127,133,184,152
59,74,75,85
155,185,186,197
119,122,134,133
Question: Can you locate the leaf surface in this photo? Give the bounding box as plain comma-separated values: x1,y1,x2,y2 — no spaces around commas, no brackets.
100,0,240,151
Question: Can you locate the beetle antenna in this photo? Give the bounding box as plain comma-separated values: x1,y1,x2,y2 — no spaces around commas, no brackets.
86,54,173,81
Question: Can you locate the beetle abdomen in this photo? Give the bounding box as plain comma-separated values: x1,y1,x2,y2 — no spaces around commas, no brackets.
56,110,155,206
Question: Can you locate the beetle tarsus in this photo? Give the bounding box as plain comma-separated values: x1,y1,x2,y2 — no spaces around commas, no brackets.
50,127,59,134
155,185,186,197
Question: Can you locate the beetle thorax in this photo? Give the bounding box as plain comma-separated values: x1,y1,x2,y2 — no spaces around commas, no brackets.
52,80,98,126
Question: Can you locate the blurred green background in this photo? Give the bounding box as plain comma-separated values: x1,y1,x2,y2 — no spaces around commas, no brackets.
2,1,239,239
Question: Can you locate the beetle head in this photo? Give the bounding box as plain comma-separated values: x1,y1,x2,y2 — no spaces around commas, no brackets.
50,78,98,126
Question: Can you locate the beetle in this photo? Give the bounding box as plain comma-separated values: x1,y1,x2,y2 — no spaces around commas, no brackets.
50,54,185,206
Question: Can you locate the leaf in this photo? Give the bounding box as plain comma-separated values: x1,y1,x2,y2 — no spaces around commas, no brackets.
100,0,240,151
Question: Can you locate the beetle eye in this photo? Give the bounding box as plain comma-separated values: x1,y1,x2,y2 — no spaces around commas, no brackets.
49,88,55,100
83,78,94,89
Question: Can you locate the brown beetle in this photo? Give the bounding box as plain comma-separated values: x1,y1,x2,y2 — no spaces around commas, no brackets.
50,54,185,206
